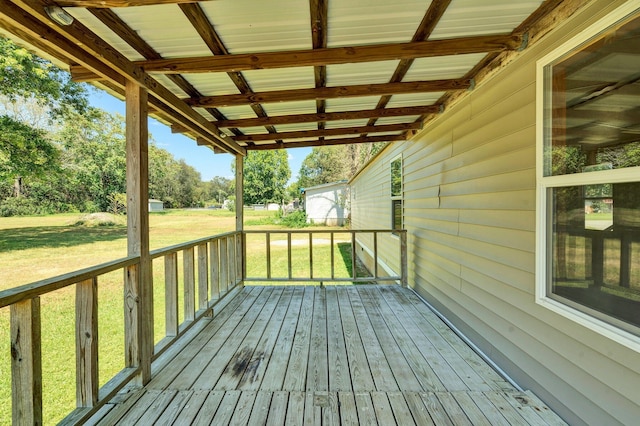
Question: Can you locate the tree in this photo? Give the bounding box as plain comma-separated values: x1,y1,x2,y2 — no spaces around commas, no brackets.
57,108,127,211
0,115,58,197
0,37,88,118
296,142,387,189
237,150,291,205
297,146,347,189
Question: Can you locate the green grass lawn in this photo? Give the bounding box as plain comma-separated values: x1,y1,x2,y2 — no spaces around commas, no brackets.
0,209,353,424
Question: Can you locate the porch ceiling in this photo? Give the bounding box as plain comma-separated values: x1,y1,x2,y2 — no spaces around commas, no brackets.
0,0,563,155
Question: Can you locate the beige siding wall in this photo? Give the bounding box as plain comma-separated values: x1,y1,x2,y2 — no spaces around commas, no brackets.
351,142,404,276
350,1,640,424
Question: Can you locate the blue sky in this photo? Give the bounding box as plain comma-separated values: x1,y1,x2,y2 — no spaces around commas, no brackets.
88,88,310,183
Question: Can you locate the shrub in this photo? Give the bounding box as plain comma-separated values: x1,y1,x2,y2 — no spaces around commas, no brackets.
0,197,39,216
280,210,308,228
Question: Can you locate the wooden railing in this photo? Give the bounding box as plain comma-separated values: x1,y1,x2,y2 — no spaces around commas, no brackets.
243,229,407,286
0,231,242,425
0,228,405,424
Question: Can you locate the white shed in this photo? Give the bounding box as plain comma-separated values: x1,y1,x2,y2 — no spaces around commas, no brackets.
303,181,349,226
148,199,164,212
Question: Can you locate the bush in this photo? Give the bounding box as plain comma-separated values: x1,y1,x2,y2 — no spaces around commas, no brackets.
0,197,39,216
280,210,308,228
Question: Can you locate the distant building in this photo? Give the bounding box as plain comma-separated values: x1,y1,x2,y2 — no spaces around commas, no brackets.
303,181,349,226
148,199,164,212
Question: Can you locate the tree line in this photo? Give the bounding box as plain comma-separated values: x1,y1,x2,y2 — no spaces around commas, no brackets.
0,36,385,216
0,37,236,216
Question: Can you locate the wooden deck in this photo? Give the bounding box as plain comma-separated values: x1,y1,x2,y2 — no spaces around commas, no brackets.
90,285,565,425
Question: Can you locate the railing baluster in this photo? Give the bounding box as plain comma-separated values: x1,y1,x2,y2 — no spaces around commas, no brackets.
351,232,357,280
330,232,335,280
309,232,313,279
183,247,195,321
228,236,236,289
400,230,408,287
220,237,229,294
197,244,209,311
236,233,243,285
164,253,178,336
76,278,98,407
124,263,140,370
10,297,42,425
210,239,220,301
373,232,379,279
266,233,272,279
287,232,292,279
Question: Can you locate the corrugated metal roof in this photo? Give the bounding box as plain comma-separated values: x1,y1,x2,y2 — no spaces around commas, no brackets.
2,0,565,153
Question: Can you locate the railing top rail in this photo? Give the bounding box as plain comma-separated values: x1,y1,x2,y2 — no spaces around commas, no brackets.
149,230,241,259
243,229,406,234
0,256,139,308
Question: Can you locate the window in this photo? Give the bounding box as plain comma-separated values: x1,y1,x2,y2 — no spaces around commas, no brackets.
537,4,640,340
391,157,402,231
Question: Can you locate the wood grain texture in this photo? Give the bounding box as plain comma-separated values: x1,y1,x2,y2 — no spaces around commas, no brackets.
89,286,565,425
186,79,470,108
76,278,99,407
137,35,521,73
10,298,42,425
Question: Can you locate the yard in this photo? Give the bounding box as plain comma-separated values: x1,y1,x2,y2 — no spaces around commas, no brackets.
0,209,355,424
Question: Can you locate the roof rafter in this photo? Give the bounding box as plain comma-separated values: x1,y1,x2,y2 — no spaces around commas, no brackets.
246,134,406,151
310,0,328,132
179,3,279,136
127,34,521,74
56,1,208,7
212,105,441,128
367,0,453,134
234,122,421,142
186,79,470,108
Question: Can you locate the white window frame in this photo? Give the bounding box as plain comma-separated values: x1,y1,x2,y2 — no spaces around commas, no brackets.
535,1,640,351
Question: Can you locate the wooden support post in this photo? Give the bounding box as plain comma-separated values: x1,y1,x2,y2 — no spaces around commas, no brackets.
235,154,244,284
76,278,98,407
210,239,220,300
183,247,195,321
10,298,42,425
164,253,179,336
125,80,152,384
197,244,209,310
400,230,408,287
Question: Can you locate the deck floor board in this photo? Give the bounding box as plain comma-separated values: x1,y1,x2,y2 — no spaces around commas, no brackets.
95,285,566,425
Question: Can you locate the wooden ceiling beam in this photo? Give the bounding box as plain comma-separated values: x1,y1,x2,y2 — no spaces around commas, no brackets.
134,34,522,74
3,0,243,155
186,79,470,108
246,134,406,151
213,105,441,128
56,1,208,7
310,0,328,131
234,122,421,142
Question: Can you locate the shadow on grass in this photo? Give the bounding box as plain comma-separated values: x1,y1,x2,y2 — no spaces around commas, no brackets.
337,242,372,281
0,225,126,252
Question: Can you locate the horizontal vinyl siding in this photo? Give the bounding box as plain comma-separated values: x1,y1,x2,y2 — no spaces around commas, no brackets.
351,143,403,274
350,1,640,424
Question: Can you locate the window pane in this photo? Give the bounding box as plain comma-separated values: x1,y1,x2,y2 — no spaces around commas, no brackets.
392,199,402,230
391,158,402,196
544,14,640,176
550,182,640,331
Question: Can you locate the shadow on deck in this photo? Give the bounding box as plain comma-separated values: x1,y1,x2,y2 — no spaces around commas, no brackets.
90,285,565,425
